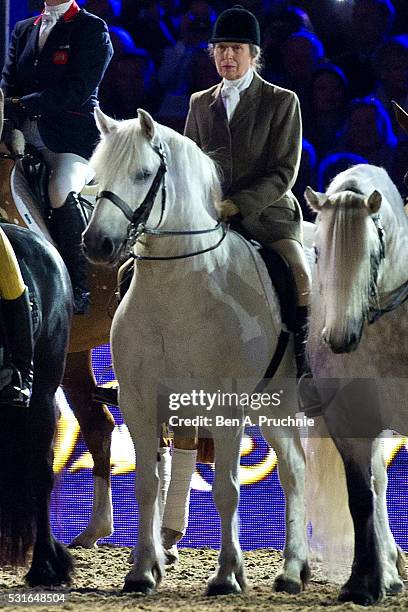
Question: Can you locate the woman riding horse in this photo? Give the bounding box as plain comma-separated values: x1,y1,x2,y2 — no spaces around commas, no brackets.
162,4,313,555
1,0,113,314
0,226,33,407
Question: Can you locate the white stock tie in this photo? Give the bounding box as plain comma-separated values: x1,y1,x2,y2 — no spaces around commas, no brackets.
38,12,59,52
222,85,240,122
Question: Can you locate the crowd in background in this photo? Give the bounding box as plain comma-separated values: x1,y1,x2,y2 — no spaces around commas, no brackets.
27,0,408,219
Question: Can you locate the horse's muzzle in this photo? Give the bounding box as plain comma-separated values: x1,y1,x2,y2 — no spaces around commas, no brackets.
322,326,363,354
82,228,122,266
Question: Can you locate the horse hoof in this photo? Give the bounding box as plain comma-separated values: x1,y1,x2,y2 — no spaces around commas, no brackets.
274,574,302,594
25,567,64,588
386,580,404,595
338,586,379,606
206,581,241,596
123,579,155,595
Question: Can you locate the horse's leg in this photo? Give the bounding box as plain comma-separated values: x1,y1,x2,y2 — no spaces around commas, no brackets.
63,350,114,547
161,429,198,563
372,437,405,593
26,386,74,586
206,425,245,596
328,434,383,605
122,390,164,594
262,425,310,593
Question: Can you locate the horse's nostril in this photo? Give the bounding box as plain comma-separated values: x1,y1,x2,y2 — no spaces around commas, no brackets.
101,237,115,258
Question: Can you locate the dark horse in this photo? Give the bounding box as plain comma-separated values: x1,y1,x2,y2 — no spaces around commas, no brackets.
0,223,74,586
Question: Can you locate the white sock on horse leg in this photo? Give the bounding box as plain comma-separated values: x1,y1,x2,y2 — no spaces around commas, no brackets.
162,447,197,535
157,447,172,523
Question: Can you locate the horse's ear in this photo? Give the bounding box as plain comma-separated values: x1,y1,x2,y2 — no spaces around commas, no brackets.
304,186,328,210
94,107,119,136
138,108,155,141
365,190,382,214
392,101,408,134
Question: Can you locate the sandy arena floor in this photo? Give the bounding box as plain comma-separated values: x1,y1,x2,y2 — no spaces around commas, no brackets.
0,547,407,611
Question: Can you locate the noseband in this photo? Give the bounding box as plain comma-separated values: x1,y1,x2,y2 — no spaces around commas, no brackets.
96,141,227,261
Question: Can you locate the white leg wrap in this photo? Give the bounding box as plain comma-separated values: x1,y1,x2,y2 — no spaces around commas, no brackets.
157,447,172,523
162,447,197,535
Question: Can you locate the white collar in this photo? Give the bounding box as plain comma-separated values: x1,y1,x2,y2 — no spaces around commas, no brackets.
44,1,73,18
222,68,254,93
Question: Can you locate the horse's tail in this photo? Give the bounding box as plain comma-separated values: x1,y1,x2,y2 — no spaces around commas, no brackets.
0,408,36,565
304,416,354,581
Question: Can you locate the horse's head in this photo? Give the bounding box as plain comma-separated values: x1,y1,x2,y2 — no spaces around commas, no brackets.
83,108,167,265
305,183,384,354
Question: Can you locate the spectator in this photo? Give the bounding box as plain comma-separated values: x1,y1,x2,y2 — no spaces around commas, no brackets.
335,0,396,97
99,42,157,118
373,35,408,140
120,0,177,66
337,97,397,172
304,63,349,160
262,5,314,84
157,0,218,130
293,138,317,222
84,0,117,23
281,31,326,125
317,152,369,193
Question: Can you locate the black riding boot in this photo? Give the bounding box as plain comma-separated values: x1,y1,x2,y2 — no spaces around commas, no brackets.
52,192,90,315
0,288,34,408
295,305,323,417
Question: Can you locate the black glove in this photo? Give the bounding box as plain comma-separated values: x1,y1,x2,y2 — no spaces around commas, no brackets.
228,211,243,231
4,97,27,130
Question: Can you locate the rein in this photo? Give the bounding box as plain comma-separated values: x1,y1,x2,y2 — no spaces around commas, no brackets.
131,220,228,261
96,141,228,261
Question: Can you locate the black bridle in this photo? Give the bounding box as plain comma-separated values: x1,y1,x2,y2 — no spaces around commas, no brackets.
96,142,168,234
96,141,228,261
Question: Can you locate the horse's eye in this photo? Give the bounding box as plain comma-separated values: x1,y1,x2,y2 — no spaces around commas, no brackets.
313,245,319,263
135,170,152,181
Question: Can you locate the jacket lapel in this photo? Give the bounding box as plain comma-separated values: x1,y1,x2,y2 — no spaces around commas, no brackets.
209,82,228,123
26,20,41,56
229,72,263,130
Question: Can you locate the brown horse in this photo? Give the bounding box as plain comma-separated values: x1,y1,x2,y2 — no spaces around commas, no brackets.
0,144,115,548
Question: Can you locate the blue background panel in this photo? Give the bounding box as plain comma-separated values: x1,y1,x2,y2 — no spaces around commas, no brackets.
50,344,408,551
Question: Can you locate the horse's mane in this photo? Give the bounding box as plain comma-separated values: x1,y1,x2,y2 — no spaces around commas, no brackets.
309,164,408,356
91,118,222,227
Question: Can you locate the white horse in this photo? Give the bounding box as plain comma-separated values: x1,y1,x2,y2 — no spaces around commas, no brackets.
83,108,309,595
303,164,408,605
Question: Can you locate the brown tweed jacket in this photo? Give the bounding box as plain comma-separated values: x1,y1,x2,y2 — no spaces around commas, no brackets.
184,72,303,245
